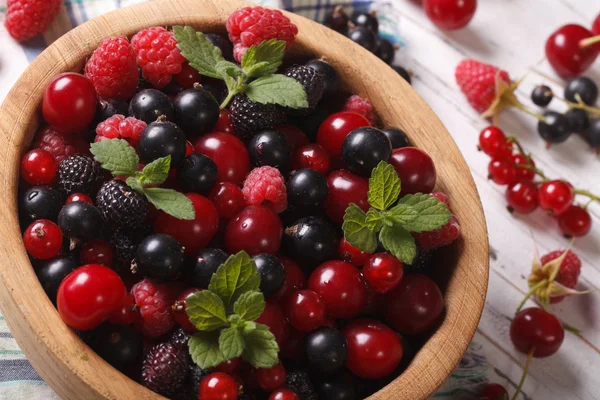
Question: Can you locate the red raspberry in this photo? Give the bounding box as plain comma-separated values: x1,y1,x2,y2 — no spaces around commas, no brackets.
242,166,287,213
540,250,581,304
430,192,449,205
131,27,185,88
84,36,139,100
413,215,461,251
31,126,89,164
5,0,62,42
342,95,376,124
95,114,147,147
131,279,179,339
226,6,299,63
455,59,510,113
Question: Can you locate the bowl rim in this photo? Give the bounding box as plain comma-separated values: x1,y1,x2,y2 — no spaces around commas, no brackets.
0,0,489,399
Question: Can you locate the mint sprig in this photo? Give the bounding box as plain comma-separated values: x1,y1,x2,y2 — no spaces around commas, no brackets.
342,161,452,264
90,139,195,220
185,251,279,369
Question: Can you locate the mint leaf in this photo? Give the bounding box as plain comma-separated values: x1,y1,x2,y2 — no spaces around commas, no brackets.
186,290,228,331
384,203,419,226
245,74,308,109
398,194,452,232
174,26,224,80
365,209,383,232
215,60,244,79
219,327,245,360
189,331,225,369
228,314,244,328
139,156,171,185
90,139,138,177
241,323,279,368
125,176,144,194
242,39,286,78
143,187,195,220
368,161,401,211
233,291,265,322
208,251,261,311
379,225,417,264
342,203,377,253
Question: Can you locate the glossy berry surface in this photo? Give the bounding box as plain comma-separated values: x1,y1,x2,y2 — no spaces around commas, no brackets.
94,324,142,373
315,371,359,400
271,256,307,302
512,154,535,182
342,319,403,380
19,186,63,225
341,127,392,177
558,205,592,237
564,76,598,106
324,170,369,223
270,389,300,400
66,193,93,205
538,180,574,216
209,182,245,219
283,216,338,269
36,257,76,304
128,89,174,123
173,87,219,136
194,132,250,185
531,85,553,107
488,157,517,186
278,124,309,152
138,121,187,167
478,383,508,400
363,253,404,294
510,307,564,358
382,128,412,149
42,73,97,134
423,0,477,30
178,154,218,195
338,237,371,267
545,24,599,79
390,147,436,194
287,168,328,209
214,109,235,135
351,11,379,34
348,27,377,52
506,181,539,214
256,363,287,391
538,111,571,144
23,219,63,260
58,201,104,243
108,294,138,325
174,63,201,88
478,126,511,157
198,372,238,400
292,143,331,175
214,358,241,374
225,205,283,256
285,289,327,332
248,129,292,173
21,149,58,185
317,112,371,158
256,301,290,347
305,59,340,96
565,108,590,133
171,288,200,332
136,234,185,281
187,248,229,289
253,253,286,297
80,240,113,267
304,326,348,374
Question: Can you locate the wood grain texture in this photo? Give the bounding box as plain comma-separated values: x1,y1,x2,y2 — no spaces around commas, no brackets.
0,0,489,399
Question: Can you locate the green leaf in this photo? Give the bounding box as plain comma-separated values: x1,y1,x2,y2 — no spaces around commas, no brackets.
233,291,265,322
368,161,401,211
365,209,384,231
219,327,245,360
215,60,244,79
241,323,279,368
243,321,257,333
90,139,138,177
125,176,144,194
245,74,308,109
228,314,244,328
208,251,261,311
139,156,171,185
143,187,195,220
173,26,224,80
189,331,225,369
397,194,452,232
384,203,419,227
241,39,286,78
379,225,417,264
185,291,228,331
342,203,378,253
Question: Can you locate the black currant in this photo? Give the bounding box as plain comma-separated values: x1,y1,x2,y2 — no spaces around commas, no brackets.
139,121,187,167
305,59,340,97
376,37,396,65
289,106,331,141
342,127,392,177
19,185,63,225
247,129,292,174
58,201,104,243
537,111,571,144
351,11,379,34
95,324,142,373
178,154,218,195
95,98,129,124
205,33,234,61
287,169,328,209
136,233,185,281
531,85,553,107
187,248,229,289
324,6,349,34
564,76,598,106
393,66,411,85
129,89,174,123
35,256,76,304
348,26,377,52
173,88,220,137
565,108,590,133
252,253,285,297
586,118,600,148
316,370,359,400
283,216,338,271
382,127,412,149
304,327,348,375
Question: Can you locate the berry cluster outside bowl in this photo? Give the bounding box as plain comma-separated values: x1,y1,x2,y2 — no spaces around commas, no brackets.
0,0,489,399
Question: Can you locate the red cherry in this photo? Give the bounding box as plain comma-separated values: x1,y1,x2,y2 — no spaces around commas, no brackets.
384,274,443,335
338,237,372,267
269,389,299,400
198,372,239,400
256,300,290,348
108,294,138,325
317,112,371,158
324,170,369,223
80,240,114,267
66,193,93,205
478,126,511,157
538,180,574,216
271,256,307,302
506,182,538,214
57,265,127,331
308,261,367,319
512,154,535,182
174,63,201,88
342,319,403,379
23,219,63,259
558,205,592,237
285,289,327,332
209,182,245,219
225,205,283,256
215,358,242,374
279,328,306,361
478,383,508,400
20,149,58,185
488,157,517,186
292,143,331,175
214,109,236,136
390,147,436,194
155,193,219,256
42,73,97,134
278,124,309,152
363,253,404,294
171,288,200,332
255,363,286,391
423,0,477,30
510,307,564,358
545,24,599,79
593,14,600,35
194,133,250,184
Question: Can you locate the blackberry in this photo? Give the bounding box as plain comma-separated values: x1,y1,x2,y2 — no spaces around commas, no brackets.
141,343,189,397
284,65,325,115
169,327,192,349
229,94,286,140
97,180,148,230
286,368,318,400
57,155,104,196
405,247,433,274
189,364,212,390
305,58,340,97
110,228,149,275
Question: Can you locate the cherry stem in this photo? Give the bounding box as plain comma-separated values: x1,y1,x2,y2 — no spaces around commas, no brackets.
580,35,600,48
510,347,535,400
516,279,548,313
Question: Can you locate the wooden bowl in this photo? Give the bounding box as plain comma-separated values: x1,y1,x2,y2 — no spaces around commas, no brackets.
0,0,489,398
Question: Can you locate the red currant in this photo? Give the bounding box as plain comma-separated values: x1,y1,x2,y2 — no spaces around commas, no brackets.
478,126,511,157
209,182,245,219
255,363,286,391
213,109,236,136
285,289,327,332
512,154,535,182
505,182,539,214
488,157,517,186
292,143,331,175
317,112,370,158
171,288,200,332
271,256,307,302
108,294,138,325
558,205,592,237
363,253,404,294
20,149,58,185
66,193,93,205
278,124,309,152
198,372,239,400
384,274,443,335
478,383,508,400
23,219,63,259
174,63,201,88
423,0,477,30
80,240,113,267
194,133,250,185
538,180,574,216
225,205,283,256
308,260,367,319
510,307,564,358
338,237,372,267
545,24,599,79
215,358,241,374
342,319,403,379
390,147,436,194
269,389,299,400
324,170,369,223
256,300,290,348
155,193,219,255
57,264,127,331
42,73,97,134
